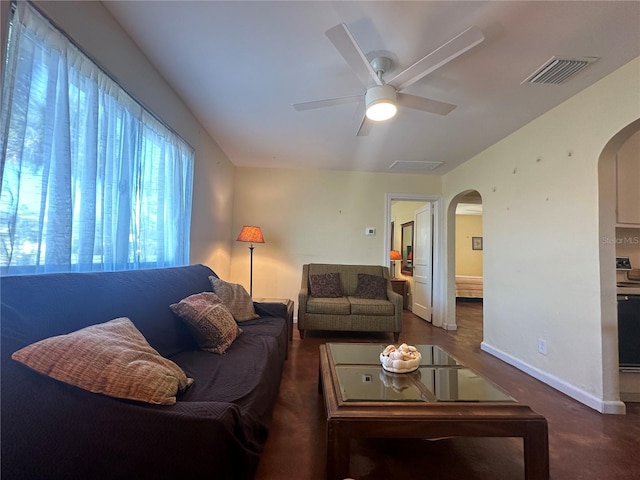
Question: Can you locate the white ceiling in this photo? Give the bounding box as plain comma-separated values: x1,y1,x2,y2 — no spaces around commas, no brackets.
102,1,640,175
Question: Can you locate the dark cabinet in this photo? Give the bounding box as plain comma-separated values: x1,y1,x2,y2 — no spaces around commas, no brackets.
391,279,408,310
618,295,640,368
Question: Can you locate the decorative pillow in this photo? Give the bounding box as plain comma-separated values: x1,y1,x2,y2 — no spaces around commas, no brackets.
309,272,343,298
170,292,241,353
209,276,259,321
11,317,193,405
355,273,388,300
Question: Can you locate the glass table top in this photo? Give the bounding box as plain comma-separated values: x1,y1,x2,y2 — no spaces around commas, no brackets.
327,343,515,403
327,343,463,367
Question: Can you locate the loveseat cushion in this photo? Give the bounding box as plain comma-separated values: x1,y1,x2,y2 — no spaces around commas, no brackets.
11,317,193,405
306,296,351,315
309,272,343,297
170,292,242,354
210,277,259,321
348,296,395,316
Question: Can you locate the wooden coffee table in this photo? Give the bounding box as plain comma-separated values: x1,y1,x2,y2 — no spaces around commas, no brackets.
319,343,549,480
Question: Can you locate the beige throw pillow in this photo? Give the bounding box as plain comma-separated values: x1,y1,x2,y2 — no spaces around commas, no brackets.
170,292,241,353
209,276,259,321
11,317,193,405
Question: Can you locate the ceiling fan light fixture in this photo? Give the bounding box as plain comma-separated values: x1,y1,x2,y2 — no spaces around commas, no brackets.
365,85,397,121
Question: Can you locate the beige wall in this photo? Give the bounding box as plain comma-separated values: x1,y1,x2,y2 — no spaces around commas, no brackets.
14,1,237,277
443,57,640,413
230,168,441,307
455,215,483,276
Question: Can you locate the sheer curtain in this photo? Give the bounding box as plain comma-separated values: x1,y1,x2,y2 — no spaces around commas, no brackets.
0,2,194,274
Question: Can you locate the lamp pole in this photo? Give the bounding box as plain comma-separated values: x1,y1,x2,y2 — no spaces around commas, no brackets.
248,244,255,297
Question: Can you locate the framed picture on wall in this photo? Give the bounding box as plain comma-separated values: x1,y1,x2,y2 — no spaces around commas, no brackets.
472,237,483,250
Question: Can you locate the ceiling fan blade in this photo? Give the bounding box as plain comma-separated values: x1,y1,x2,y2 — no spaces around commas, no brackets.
293,94,361,111
355,114,373,136
388,26,484,92
325,23,382,88
397,93,456,115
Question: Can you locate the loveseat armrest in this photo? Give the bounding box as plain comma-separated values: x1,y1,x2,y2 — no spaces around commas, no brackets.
297,264,311,337
386,282,404,339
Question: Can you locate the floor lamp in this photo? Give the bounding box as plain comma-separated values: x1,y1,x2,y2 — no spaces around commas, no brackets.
236,226,265,296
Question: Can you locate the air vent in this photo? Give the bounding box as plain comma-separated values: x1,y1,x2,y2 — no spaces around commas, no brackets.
523,56,598,85
389,160,444,172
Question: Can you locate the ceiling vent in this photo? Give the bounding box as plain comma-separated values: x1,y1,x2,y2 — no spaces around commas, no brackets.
389,160,444,172
523,56,598,85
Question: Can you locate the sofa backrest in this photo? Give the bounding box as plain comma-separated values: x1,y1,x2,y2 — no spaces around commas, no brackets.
305,263,390,296
1,264,216,359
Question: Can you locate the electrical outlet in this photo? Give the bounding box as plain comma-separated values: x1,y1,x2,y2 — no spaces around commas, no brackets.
538,338,547,355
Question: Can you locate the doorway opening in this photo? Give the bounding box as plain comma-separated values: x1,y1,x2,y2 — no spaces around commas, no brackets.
449,190,484,335
597,118,640,407
385,193,447,328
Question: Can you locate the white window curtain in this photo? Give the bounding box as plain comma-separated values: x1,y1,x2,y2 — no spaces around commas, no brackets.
0,2,194,274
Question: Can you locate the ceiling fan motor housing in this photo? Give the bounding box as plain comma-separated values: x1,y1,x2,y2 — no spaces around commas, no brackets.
365,84,397,121
370,56,393,76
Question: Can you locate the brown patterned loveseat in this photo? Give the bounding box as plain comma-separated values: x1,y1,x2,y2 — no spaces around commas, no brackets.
298,263,403,341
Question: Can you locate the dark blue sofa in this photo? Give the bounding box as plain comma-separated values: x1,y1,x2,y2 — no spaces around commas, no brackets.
1,264,288,479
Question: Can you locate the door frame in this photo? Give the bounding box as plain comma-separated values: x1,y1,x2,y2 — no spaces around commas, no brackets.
385,193,447,329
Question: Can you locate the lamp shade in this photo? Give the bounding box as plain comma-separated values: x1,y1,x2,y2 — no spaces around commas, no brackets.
365,85,397,121
236,226,265,244
390,250,402,261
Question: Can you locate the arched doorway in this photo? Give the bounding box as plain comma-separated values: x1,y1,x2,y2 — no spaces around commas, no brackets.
598,118,640,407
447,190,483,333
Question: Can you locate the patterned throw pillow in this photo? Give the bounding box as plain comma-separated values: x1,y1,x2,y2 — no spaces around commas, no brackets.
11,317,193,405
170,292,241,354
355,273,388,300
209,277,259,321
309,272,343,298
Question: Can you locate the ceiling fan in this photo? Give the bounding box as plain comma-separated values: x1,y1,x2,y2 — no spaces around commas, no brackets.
293,23,485,136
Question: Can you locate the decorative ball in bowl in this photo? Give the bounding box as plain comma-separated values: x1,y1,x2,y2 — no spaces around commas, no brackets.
380,343,421,373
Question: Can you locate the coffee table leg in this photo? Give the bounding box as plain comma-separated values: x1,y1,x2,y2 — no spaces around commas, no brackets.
523,421,549,480
326,420,350,480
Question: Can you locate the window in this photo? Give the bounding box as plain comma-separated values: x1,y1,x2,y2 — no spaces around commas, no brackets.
0,2,194,274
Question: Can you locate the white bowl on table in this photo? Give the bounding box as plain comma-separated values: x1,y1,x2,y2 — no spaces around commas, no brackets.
379,344,421,373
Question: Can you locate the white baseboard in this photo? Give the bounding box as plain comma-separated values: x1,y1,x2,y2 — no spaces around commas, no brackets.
480,342,627,415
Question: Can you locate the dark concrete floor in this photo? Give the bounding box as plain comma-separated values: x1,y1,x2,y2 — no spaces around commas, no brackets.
255,301,640,480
